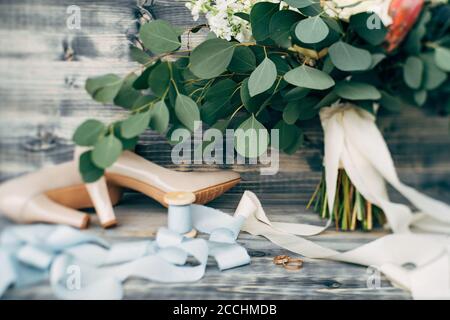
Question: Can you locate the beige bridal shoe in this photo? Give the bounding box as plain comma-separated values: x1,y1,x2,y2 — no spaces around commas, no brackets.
0,151,240,228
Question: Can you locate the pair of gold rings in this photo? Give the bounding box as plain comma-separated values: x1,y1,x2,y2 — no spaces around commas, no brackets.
273,255,303,271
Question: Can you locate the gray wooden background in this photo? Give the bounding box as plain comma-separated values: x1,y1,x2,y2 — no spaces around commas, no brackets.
0,0,449,300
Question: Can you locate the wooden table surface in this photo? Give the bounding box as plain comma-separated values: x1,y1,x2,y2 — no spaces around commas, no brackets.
1,193,410,300
0,0,448,300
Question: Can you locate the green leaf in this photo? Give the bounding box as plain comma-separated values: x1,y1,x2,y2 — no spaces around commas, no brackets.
139,20,181,55
335,81,381,100
240,78,270,113
175,94,201,132
85,74,123,104
114,73,141,109
148,62,170,97
328,42,372,72
121,109,151,139
405,11,431,55
284,65,335,90
269,10,302,48
250,2,279,41
73,119,106,146
132,95,158,110
274,120,301,150
421,53,448,90
190,39,235,79
350,13,387,46
91,134,123,169
283,97,319,123
284,132,304,155
234,12,250,22
114,124,138,151
228,46,256,73
371,53,386,69
79,151,104,183
295,16,329,44
132,63,154,90
234,114,269,158
435,47,450,72
283,0,318,8
206,79,238,100
201,99,233,126
282,87,310,101
129,45,152,64
380,91,403,112
403,56,424,89
149,100,170,134
249,58,277,97
414,90,427,106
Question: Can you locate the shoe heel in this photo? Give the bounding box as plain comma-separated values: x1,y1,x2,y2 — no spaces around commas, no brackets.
23,194,90,229
85,177,117,228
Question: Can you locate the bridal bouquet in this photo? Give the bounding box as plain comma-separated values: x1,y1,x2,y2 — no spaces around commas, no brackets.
73,0,450,231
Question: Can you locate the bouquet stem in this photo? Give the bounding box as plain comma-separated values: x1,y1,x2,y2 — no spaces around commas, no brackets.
307,170,386,232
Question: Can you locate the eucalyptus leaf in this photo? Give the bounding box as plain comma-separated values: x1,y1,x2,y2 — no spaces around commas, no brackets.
269,10,302,48
283,0,318,8
414,90,427,106
85,74,123,104
148,62,171,97
284,65,335,90
435,47,450,72
129,45,152,64
91,134,123,169
150,100,170,134
73,119,106,146
140,20,181,54
190,39,235,79
421,53,448,90
249,58,277,97
250,2,279,41
241,78,270,113
228,46,257,73
234,114,269,158
274,120,301,150
350,13,387,46
121,109,151,139
403,56,424,89
175,94,201,132
295,16,329,44
206,79,238,100
335,81,381,100
114,73,141,109
329,42,372,72
79,151,104,183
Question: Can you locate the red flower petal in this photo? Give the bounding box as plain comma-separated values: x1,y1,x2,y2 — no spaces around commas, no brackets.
385,0,424,52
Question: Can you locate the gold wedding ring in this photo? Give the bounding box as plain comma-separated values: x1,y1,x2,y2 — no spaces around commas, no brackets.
282,258,303,271
273,255,304,271
273,255,290,265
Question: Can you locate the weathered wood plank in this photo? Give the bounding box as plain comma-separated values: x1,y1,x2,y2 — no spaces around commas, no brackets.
0,196,411,300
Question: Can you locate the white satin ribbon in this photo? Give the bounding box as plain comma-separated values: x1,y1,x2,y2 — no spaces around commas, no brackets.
0,203,251,300
239,103,450,299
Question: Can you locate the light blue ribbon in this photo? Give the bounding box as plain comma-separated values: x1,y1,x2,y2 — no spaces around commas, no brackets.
0,204,250,300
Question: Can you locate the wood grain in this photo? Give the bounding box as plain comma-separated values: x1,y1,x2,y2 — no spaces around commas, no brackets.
0,195,411,300
0,0,448,300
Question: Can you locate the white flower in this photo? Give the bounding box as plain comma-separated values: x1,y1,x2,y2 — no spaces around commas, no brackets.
186,0,286,42
321,0,394,26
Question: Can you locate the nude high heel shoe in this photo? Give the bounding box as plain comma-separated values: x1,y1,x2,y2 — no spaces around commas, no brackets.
0,151,240,229
103,151,241,207
79,150,241,227
0,162,122,229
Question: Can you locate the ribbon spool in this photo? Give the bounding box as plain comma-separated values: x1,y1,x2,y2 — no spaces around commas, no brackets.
164,192,197,238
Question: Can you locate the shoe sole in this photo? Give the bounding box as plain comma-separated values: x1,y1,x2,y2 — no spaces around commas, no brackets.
44,175,241,227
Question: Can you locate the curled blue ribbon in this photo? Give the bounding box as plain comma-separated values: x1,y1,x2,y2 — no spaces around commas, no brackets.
0,204,250,300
